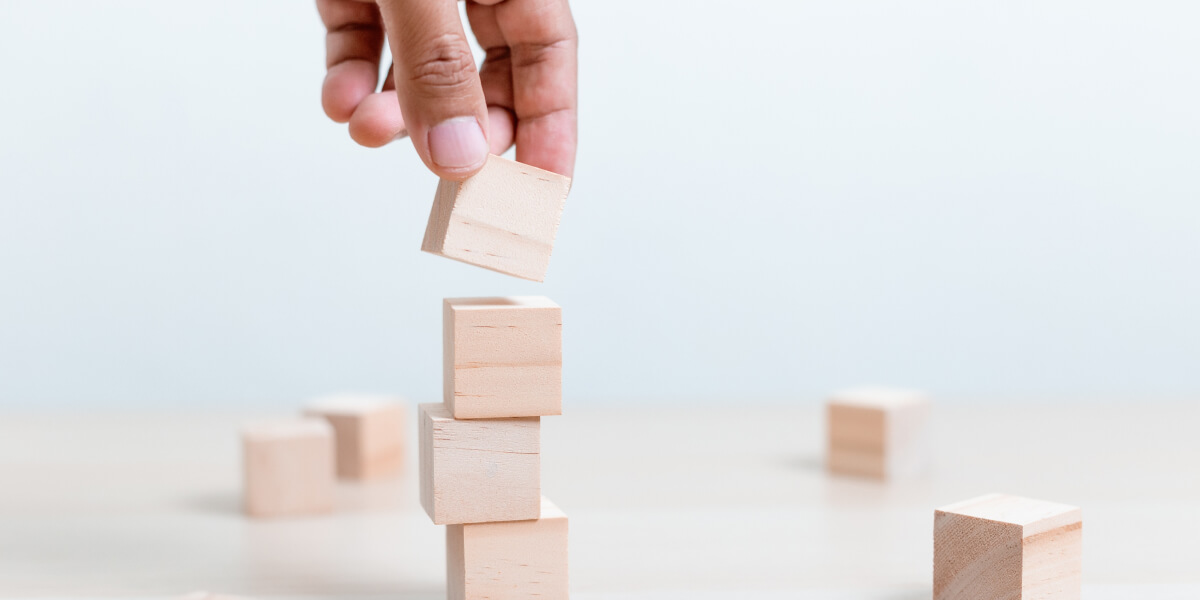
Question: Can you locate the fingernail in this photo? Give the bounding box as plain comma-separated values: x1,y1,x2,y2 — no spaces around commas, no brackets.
428,117,488,169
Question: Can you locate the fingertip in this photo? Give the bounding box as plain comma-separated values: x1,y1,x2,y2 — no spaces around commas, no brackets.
322,60,380,123
425,117,490,181
348,91,408,148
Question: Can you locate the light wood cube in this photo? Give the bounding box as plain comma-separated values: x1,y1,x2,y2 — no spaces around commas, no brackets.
444,296,562,419
304,394,406,480
826,386,930,479
421,154,571,282
241,418,334,518
447,497,568,600
419,403,540,525
935,493,1082,600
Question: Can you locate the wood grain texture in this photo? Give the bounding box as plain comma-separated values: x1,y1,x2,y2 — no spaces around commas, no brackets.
240,418,334,518
421,154,571,282
826,386,930,480
304,394,405,480
934,493,1082,600
444,296,562,419
447,497,568,600
419,403,541,525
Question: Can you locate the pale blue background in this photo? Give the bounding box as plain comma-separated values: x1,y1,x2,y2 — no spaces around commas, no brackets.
1,1,1197,409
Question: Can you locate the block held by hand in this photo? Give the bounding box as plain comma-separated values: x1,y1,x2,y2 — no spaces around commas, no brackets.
422,154,571,282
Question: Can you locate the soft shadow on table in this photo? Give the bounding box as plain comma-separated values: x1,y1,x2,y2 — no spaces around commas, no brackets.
176,490,242,516
776,453,824,471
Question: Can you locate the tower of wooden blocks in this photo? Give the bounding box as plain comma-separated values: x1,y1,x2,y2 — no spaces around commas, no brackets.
305,394,406,480
934,493,1082,600
826,386,931,480
420,296,568,600
421,154,571,282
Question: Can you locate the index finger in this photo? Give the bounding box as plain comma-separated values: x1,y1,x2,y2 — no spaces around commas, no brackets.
491,0,578,177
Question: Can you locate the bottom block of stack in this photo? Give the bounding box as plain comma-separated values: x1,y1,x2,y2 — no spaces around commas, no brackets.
447,497,568,600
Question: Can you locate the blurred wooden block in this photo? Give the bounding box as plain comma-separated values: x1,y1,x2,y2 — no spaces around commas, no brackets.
304,394,406,480
935,493,1082,600
422,154,571,282
241,418,334,518
444,296,562,419
419,403,540,525
826,386,930,480
447,497,568,600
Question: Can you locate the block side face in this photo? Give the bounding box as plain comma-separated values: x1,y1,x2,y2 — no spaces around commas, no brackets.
883,400,930,479
826,447,886,479
306,413,362,479
444,300,456,409
459,512,569,600
1022,520,1082,600
934,511,1023,600
449,303,562,419
446,525,466,600
242,434,334,518
427,413,541,524
356,404,405,479
828,403,886,452
419,404,436,521
433,155,570,282
421,178,461,254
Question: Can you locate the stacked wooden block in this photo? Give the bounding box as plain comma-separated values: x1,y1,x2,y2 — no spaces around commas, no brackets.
421,296,568,600
240,394,406,518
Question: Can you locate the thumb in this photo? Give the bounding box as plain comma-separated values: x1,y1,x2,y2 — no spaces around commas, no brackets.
377,0,490,180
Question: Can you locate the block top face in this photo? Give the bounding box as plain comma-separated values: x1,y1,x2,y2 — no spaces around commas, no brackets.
445,296,561,311
421,401,539,426
829,386,929,410
539,496,566,520
305,393,405,416
937,493,1082,534
241,417,332,441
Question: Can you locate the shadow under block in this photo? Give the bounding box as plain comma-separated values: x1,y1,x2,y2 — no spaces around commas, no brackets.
419,403,540,525
444,296,562,419
421,154,571,282
241,418,334,518
304,394,405,480
447,497,568,600
826,386,930,480
934,493,1082,600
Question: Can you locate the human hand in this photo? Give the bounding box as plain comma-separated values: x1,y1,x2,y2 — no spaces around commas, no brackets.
318,0,578,179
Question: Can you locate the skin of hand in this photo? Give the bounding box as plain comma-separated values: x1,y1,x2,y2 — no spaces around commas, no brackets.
317,0,578,180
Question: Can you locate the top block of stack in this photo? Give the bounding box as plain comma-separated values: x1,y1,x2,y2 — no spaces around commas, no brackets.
422,154,571,282
445,296,562,419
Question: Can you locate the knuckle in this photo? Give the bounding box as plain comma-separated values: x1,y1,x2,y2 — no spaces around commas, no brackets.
511,39,573,70
409,36,477,89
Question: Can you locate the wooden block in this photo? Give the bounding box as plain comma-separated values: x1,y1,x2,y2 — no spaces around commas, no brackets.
826,386,930,479
241,418,334,518
421,154,571,282
444,296,562,419
447,496,568,600
419,403,540,525
934,493,1082,600
304,394,406,480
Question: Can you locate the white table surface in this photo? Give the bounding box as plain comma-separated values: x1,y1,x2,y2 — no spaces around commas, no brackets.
1,400,1197,598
